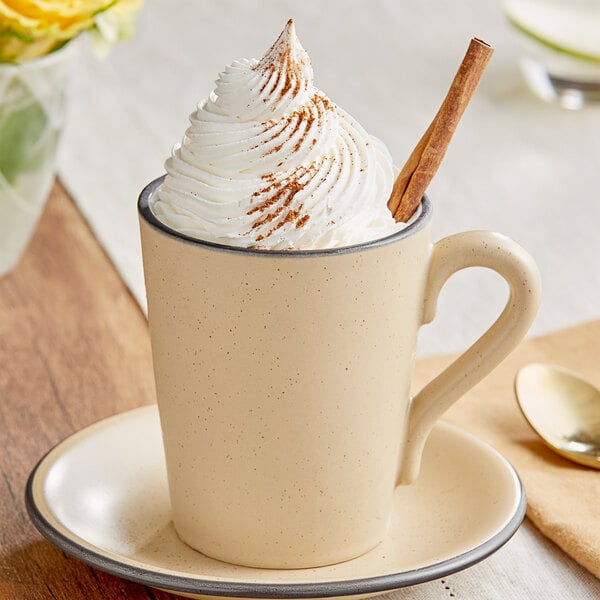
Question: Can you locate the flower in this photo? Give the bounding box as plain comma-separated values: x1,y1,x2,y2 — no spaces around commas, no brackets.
0,0,143,62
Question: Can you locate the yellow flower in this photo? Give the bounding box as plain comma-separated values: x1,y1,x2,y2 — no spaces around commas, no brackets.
0,0,143,62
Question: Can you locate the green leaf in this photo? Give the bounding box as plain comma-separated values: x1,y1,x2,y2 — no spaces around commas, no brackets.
0,27,34,44
0,88,60,184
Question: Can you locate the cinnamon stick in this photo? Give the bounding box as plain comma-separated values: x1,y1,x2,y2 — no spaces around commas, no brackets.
388,38,494,222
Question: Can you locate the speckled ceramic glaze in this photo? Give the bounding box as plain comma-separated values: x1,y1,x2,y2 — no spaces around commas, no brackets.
138,177,541,569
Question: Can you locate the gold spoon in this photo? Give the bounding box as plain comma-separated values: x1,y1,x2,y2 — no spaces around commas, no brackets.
515,363,600,469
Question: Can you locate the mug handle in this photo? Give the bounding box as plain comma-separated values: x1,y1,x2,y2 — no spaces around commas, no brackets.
398,230,541,484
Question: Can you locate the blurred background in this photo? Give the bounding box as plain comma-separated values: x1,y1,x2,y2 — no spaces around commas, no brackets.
57,0,600,355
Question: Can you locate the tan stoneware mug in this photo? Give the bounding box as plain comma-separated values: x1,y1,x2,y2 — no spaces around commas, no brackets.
138,176,541,569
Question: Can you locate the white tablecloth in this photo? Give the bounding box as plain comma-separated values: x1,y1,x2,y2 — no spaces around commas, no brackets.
58,0,600,597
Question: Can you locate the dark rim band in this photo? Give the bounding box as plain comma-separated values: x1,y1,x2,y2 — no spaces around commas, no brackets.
137,176,432,256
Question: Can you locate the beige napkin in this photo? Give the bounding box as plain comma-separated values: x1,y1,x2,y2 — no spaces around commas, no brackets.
414,319,600,579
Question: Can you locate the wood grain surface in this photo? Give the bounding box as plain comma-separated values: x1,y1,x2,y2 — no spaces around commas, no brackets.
0,181,176,599
2,181,598,598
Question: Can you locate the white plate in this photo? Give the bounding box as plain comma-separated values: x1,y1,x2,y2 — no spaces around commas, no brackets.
27,405,525,599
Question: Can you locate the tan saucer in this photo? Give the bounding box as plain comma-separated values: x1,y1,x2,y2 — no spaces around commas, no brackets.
27,405,524,599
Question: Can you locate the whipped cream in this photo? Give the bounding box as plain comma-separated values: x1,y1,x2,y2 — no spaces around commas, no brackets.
151,20,408,250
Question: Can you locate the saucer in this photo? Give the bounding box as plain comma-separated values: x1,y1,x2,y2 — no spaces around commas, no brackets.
27,405,525,599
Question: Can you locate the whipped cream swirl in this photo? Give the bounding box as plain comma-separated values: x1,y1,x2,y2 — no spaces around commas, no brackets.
151,20,407,250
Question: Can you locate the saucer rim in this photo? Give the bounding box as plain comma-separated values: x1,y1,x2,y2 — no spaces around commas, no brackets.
25,406,526,598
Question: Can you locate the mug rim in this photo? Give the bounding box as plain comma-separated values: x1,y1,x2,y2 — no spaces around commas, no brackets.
138,176,432,257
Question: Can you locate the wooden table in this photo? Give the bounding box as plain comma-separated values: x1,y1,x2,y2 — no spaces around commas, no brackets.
0,181,171,599
2,181,599,598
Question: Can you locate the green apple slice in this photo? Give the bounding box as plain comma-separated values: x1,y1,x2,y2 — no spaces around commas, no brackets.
505,0,600,63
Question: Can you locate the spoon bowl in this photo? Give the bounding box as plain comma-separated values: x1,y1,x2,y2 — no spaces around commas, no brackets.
515,363,600,469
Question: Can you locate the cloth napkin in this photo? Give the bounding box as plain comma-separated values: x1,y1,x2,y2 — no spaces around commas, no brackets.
413,319,600,578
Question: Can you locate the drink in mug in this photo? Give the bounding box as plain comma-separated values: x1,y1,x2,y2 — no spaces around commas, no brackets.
139,21,541,568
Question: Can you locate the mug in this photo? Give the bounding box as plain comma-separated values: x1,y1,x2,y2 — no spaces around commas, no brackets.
138,176,541,569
